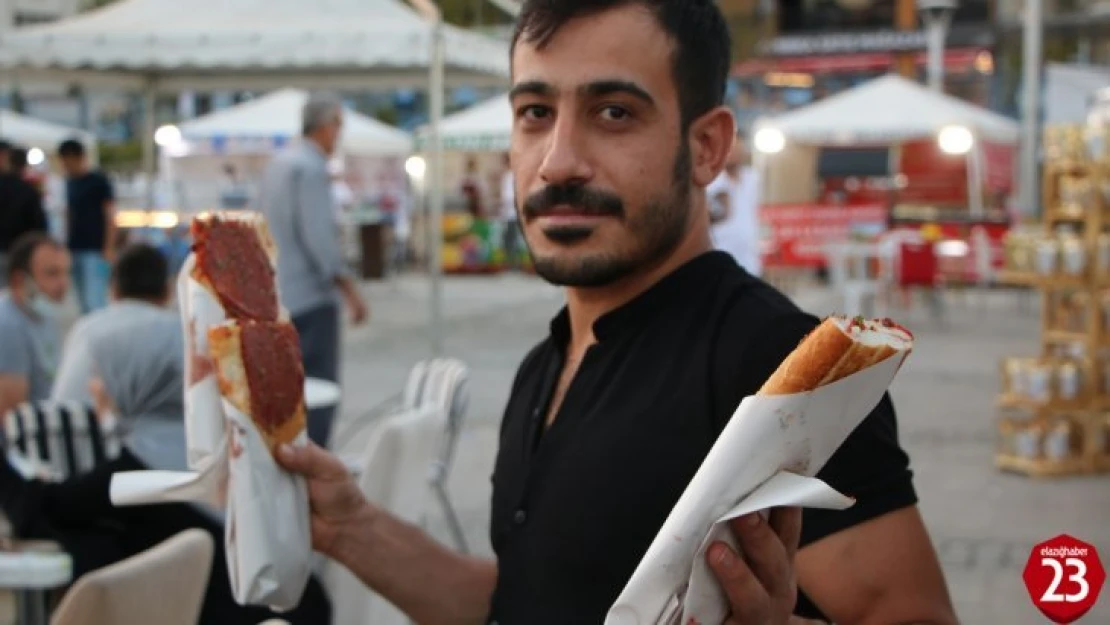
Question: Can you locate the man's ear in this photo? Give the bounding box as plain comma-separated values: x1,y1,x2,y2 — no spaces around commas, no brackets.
687,106,737,188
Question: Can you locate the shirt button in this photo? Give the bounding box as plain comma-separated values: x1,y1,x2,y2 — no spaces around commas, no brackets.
513,509,527,525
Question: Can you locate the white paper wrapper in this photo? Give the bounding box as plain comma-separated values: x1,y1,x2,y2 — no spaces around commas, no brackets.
606,351,909,625
177,254,230,472
111,249,312,612
222,399,312,609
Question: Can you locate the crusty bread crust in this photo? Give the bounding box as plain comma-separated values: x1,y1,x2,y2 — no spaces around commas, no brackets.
758,316,912,396
207,323,306,453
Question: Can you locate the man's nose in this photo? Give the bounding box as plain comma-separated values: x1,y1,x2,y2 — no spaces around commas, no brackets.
537,118,592,186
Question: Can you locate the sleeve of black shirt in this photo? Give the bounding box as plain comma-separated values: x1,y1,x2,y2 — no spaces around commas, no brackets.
713,311,918,547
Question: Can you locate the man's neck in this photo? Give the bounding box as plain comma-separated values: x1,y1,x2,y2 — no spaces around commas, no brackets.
563,225,713,354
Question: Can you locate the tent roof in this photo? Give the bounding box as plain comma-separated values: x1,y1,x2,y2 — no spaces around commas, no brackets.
178,88,413,157
416,94,511,152
758,74,1020,145
0,0,509,91
0,109,95,150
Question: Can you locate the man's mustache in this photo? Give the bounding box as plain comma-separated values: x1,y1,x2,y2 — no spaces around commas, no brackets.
522,185,624,219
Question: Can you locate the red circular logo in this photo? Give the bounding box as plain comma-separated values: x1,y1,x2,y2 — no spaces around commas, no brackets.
1023,534,1106,624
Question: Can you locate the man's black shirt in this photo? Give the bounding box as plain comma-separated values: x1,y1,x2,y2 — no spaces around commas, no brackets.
66,170,114,252
0,174,47,251
488,251,917,624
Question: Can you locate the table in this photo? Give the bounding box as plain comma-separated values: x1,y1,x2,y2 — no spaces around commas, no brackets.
305,377,341,411
0,544,71,625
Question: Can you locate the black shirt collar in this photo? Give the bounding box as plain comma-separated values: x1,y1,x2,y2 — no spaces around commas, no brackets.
548,251,741,346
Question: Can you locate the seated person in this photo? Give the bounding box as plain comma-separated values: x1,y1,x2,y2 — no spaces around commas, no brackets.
0,232,71,416
52,243,178,404
0,314,332,625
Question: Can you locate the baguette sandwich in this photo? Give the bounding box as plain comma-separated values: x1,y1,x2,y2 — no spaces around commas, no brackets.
190,212,280,321
207,319,307,453
760,315,914,396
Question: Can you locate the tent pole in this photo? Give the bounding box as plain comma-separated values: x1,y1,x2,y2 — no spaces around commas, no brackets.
141,80,157,213
1019,0,1042,218
428,19,446,357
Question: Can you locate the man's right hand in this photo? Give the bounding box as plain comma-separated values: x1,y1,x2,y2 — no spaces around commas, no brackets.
277,442,370,558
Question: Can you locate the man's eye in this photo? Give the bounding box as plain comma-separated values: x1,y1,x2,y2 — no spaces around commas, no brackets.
518,105,551,121
599,106,631,122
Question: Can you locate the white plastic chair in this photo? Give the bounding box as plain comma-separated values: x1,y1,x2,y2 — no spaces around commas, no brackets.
402,358,471,553
49,529,213,625
324,404,444,625
1,401,122,481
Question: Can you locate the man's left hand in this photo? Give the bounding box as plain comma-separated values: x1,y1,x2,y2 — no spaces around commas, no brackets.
707,506,802,625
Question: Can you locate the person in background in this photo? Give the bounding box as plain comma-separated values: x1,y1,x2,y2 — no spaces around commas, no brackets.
459,156,487,219
0,145,49,288
498,152,522,269
58,138,116,314
258,92,369,448
0,317,334,624
707,133,763,277
51,244,177,405
0,233,71,417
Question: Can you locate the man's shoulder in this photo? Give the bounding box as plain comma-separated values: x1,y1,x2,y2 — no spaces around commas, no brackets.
713,269,819,342
0,296,29,338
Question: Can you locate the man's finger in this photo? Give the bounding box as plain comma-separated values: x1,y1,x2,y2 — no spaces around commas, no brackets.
277,442,348,480
769,506,803,561
707,541,770,624
730,512,793,599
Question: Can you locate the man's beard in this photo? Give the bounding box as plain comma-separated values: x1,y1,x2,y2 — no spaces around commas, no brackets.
522,143,693,288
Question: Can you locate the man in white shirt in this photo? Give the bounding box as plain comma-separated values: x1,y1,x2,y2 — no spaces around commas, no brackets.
51,243,178,404
706,134,762,277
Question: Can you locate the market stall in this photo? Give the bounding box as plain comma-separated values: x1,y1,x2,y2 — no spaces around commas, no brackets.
752,73,1020,281
168,88,414,211
413,93,526,274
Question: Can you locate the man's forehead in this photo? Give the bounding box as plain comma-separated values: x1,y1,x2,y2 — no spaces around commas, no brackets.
510,5,674,93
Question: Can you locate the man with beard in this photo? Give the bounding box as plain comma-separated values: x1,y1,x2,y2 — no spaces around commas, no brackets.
277,1,958,624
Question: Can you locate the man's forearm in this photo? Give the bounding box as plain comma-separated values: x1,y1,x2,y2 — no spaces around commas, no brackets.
333,505,497,625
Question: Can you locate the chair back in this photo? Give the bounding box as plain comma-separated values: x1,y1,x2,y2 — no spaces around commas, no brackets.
1,400,123,480
49,528,214,625
402,359,470,488
325,404,444,625
897,240,940,287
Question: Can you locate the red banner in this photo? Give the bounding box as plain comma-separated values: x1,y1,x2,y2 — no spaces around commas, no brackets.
761,203,888,268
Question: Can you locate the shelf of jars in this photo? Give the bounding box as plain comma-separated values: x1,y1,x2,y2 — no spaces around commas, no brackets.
994,123,1110,477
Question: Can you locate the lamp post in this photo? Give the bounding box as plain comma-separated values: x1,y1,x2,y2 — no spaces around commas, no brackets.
409,0,446,356
1019,0,1043,218
916,0,957,92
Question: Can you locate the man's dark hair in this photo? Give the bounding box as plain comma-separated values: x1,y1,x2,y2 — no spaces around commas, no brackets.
57,138,86,159
111,244,169,301
511,0,732,129
7,232,61,280
0,139,11,154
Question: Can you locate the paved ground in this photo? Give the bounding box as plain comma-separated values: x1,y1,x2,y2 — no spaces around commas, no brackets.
4,274,1109,624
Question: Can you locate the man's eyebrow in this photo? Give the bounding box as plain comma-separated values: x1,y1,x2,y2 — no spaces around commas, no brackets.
508,81,554,100
581,80,654,105
507,79,655,106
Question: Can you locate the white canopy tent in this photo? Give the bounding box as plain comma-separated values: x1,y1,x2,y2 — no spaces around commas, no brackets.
755,74,1020,146
754,74,1020,216
0,0,509,91
415,93,511,152
0,109,97,159
177,88,413,157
